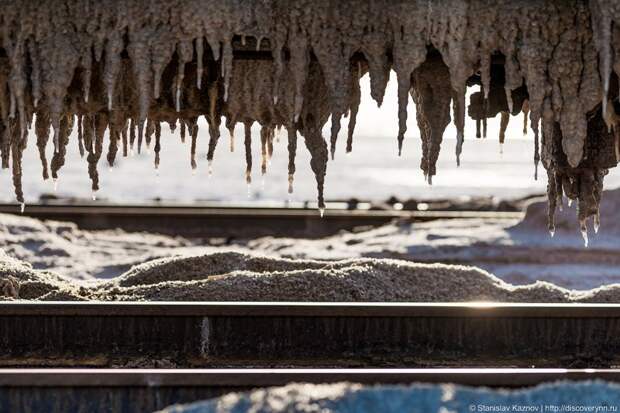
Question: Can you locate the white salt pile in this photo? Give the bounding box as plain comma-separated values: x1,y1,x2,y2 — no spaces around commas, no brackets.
3,189,620,297
248,189,620,290
2,250,620,302
157,381,620,413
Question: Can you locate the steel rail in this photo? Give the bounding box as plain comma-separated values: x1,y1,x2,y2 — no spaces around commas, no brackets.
1,368,618,388
1,302,619,368
0,202,522,237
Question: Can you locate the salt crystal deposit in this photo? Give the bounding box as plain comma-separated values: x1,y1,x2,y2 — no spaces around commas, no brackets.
2,1,620,233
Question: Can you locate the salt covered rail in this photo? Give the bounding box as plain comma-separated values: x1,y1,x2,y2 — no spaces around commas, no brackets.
1,302,620,368
1,368,620,413
0,203,522,238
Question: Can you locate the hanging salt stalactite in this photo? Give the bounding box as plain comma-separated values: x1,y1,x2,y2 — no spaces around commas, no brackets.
346,62,364,153
411,54,452,185
35,111,51,180
499,111,509,154
154,122,161,169
287,126,297,194
50,115,74,183
522,100,529,135
228,124,235,152
126,28,153,155
196,37,204,90
10,122,26,204
187,118,198,170
391,1,427,156
243,122,252,185
104,33,124,111
206,83,221,167
1,0,620,235
107,111,123,167
175,41,193,112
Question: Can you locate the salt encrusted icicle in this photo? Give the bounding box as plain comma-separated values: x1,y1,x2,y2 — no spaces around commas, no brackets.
303,128,328,213
499,112,509,145
221,40,233,102
260,126,269,175
26,39,41,108
5,37,28,144
228,124,235,152
196,37,204,90
189,119,198,170
391,20,426,156
206,83,221,164
108,112,123,167
127,29,153,154
50,115,73,183
129,118,137,153
80,45,93,104
87,114,107,193
11,132,26,204
271,40,284,105
412,55,452,184
329,114,342,160
244,121,252,184
346,65,362,153
287,125,297,194
453,92,466,167
121,120,128,157
206,117,221,167
104,33,124,111
151,38,176,101
288,32,309,122
145,118,155,150
35,111,51,180
154,122,161,169
522,100,530,135
175,41,193,112
177,120,185,143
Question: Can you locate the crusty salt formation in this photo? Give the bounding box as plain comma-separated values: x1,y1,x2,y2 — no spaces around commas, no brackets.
1,0,620,233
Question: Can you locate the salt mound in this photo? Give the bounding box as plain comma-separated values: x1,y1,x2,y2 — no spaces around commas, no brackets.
157,380,620,413
101,252,572,302
3,250,620,302
93,252,620,302
0,250,84,300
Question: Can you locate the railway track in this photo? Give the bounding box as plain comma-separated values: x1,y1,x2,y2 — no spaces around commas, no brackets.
0,202,522,238
2,302,619,368
1,368,619,412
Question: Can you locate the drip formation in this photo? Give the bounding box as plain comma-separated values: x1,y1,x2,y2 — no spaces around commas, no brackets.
1,0,620,236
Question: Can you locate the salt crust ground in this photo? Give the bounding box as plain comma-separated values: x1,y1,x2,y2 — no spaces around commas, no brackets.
248,189,620,289
2,249,620,302
2,189,620,300
157,380,620,413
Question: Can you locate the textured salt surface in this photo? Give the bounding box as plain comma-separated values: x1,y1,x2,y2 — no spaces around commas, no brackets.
3,249,620,302
157,381,620,413
3,190,620,296
0,212,220,280
248,189,620,289
3,190,620,297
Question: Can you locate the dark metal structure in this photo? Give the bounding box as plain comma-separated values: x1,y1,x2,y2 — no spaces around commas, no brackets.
1,302,619,368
